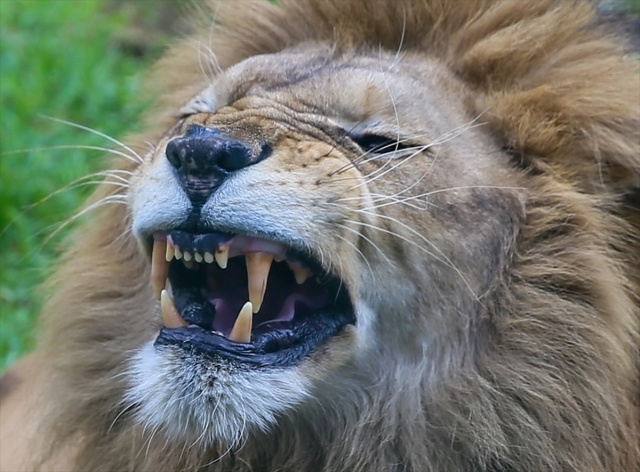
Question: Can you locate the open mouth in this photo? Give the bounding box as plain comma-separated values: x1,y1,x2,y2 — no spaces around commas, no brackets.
149,230,355,367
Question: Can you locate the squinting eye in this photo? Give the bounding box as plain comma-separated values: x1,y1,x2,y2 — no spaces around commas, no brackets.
350,134,410,154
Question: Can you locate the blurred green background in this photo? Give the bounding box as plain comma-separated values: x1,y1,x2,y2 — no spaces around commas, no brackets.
0,0,638,372
0,0,183,371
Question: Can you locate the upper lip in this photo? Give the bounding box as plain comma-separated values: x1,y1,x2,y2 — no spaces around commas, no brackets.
148,228,354,357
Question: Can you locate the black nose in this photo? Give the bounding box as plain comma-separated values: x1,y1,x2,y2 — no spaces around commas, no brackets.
166,125,253,177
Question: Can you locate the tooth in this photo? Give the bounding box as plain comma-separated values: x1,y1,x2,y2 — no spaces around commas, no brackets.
204,252,214,264
228,301,253,343
194,252,203,263
293,267,311,285
183,251,193,262
174,247,183,260
215,246,229,269
165,243,175,261
287,261,311,285
151,240,169,299
161,290,188,329
246,252,273,313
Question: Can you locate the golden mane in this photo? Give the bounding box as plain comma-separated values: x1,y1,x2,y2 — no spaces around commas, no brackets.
1,1,637,471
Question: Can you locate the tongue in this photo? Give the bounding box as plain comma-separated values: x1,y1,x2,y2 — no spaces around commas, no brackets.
210,289,330,333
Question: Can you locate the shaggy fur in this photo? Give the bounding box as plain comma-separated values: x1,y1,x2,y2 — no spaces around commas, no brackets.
2,0,638,471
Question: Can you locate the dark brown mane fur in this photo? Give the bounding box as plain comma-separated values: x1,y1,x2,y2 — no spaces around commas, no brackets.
13,0,639,471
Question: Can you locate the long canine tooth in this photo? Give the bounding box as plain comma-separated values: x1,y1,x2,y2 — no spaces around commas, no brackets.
204,251,214,264
151,240,170,299
161,290,188,328
215,246,229,269
165,243,175,262
194,252,203,263
228,301,253,343
246,252,273,313
183,251,193,262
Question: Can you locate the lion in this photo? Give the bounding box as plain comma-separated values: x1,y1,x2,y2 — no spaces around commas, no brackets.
1,0,638,471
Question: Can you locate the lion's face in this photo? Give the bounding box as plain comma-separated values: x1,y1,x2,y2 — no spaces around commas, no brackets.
9,1,634,470
127,48,523,446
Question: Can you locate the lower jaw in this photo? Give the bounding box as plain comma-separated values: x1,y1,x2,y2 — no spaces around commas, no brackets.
154,309,354,368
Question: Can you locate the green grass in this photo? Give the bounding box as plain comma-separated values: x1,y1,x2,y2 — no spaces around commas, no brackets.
0,0,173,371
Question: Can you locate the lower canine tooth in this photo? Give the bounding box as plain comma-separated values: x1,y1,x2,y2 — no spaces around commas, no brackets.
151,240,169,299
228,301,253,343
160,290,188,328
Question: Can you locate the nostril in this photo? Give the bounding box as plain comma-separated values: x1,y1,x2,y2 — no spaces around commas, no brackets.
216,141,253,172
166,139,184,170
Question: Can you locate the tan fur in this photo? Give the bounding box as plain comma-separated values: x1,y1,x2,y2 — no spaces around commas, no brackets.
1,1,638,471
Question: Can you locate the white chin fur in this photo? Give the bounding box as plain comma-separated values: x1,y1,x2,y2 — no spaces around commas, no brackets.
125,341,311,448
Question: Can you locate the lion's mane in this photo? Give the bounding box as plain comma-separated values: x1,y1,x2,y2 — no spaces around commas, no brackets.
17,1,640,471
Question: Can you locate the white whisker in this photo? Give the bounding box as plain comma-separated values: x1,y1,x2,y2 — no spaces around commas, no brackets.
337,221,392,268
39,115,144,163
39,195,128,246
349,146,428,191
329,204,479,300
379,56,402,159
331,225,375,273
332,131,437,176
343,185,526,211
2,144,143,165
392,7,408,67
107,402,135,435
4,169,130,221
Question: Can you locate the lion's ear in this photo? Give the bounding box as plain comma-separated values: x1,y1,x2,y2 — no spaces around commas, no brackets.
451,2,639,197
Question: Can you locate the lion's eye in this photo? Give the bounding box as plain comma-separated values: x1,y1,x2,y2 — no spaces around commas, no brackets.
350,134,410,154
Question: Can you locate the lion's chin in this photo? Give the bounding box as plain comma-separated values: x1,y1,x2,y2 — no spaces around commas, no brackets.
128,228,357,447
125,342,313,447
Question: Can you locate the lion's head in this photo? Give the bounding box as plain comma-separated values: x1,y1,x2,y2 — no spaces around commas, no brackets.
23,0,640,471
